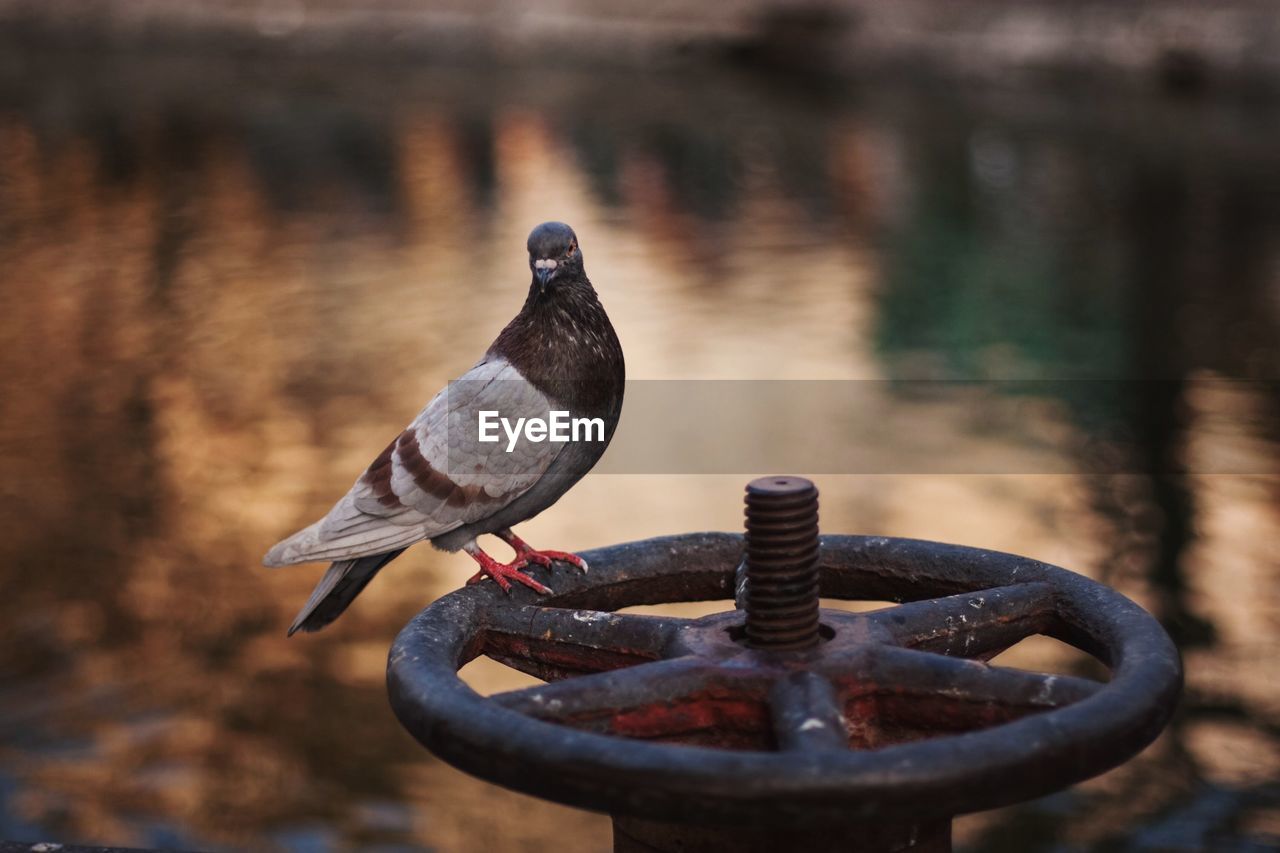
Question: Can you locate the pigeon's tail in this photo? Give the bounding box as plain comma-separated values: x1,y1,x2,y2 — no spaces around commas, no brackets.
288,548,407,636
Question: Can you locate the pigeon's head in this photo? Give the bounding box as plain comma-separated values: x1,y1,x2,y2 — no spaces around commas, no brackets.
527,221,583,290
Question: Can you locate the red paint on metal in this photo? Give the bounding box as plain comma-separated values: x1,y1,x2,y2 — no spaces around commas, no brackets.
607,693,769,741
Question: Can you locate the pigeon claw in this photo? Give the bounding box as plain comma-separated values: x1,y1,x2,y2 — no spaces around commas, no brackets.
468,558,552,591
497,530,589,575
465,555,553,595
522,549,589,574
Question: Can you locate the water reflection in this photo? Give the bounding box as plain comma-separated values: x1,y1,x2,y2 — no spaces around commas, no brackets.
0,46,1277,851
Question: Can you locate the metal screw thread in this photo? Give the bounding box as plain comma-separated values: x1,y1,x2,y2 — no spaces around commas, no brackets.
743,476,821,650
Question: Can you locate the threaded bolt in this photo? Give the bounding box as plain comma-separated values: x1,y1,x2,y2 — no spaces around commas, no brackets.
743,476,821,650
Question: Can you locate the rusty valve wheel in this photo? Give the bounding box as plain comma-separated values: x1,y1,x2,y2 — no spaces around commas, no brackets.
388,477,1181,849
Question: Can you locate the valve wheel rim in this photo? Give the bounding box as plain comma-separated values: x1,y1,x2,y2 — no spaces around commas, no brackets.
387,532,1182,827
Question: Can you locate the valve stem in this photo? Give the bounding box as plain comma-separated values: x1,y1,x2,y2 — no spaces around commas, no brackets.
743,476,821,650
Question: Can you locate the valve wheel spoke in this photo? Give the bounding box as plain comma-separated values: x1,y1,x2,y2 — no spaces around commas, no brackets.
768,672,849,751
866,582,1058,659
492,656,770,742
480,604,690,681
825,645,1104,735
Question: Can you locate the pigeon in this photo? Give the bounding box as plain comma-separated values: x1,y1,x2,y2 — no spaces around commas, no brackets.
264,222,625,635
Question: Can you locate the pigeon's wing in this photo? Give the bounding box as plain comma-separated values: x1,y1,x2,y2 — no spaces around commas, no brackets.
263,357,562,566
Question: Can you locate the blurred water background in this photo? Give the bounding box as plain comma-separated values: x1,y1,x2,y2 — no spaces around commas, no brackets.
0,4,1278,850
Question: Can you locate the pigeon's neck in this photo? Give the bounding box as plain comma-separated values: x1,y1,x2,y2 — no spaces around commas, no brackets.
489,274,625,415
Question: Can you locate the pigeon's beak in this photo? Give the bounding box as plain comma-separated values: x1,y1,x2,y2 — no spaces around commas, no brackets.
534,258,558,290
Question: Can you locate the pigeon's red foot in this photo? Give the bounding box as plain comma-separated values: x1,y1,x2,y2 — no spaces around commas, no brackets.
499,530,590,574
464,546,552,595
